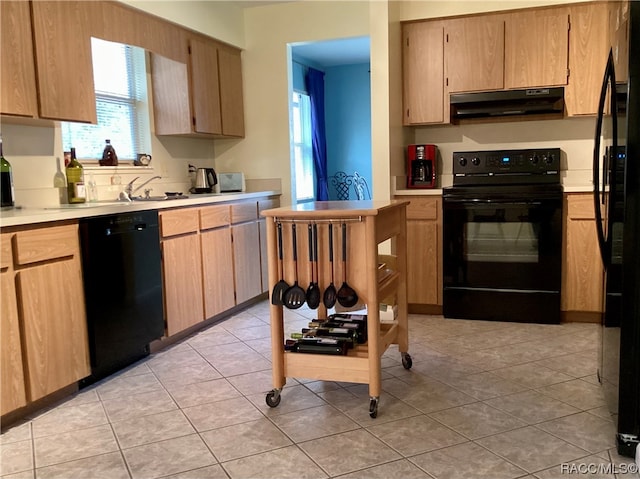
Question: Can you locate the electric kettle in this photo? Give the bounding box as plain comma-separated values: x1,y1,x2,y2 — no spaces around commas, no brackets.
193,168,217,193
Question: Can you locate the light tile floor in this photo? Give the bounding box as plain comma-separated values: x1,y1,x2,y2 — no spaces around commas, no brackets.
2,300,638,479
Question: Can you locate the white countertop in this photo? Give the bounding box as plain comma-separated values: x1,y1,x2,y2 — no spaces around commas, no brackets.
0,190,281,228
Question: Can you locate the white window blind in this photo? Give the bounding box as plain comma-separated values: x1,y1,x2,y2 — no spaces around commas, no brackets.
292,91,314,202
61,38,149,161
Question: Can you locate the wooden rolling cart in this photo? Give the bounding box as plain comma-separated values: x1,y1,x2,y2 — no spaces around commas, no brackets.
260,200,411,417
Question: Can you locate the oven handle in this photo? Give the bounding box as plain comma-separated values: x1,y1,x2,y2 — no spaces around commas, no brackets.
443,198,546,206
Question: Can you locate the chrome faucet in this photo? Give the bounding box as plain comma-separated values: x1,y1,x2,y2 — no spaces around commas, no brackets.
123,175,162,200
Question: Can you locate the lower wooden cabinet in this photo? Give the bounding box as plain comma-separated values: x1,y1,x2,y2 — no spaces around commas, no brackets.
562,193,604,318
160,196,279,336
232,221,263,304
1,223,90,416
200,204,235,319
400,196,442,310
1,234,26,415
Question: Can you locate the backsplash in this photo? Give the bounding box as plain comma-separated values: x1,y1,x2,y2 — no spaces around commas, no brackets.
1,121,219,207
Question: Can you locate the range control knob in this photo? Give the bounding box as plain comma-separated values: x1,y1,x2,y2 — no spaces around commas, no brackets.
544,153,554,164
530,155,539,165
471,157,480,166
458,157,467,166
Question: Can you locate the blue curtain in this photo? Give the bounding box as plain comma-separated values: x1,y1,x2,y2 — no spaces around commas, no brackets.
305,68,329,201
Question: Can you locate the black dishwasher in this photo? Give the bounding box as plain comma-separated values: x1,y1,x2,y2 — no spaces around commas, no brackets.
79,210,164,386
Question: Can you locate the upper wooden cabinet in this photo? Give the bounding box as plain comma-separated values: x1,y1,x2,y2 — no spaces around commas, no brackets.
402,2,620,123
609,1,630,83
445,16,505,93
151,37,245,138
190,37,223,135
504,8,569,89
0,1,38,118
402,22,445,125
30,1,97,123
565,3,610,116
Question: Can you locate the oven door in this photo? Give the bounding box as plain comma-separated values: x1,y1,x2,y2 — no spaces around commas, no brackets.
443,186,563,323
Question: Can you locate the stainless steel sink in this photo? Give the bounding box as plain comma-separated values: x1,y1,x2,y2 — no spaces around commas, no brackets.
130,195,189,201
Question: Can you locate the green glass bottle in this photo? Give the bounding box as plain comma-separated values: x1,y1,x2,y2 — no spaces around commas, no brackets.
66,147,86,204
1,137,15,208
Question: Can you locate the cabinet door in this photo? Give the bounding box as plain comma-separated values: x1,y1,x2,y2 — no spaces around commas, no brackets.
218,47,245,137
562,195,604,312
405,197,442,306
505,9,569,89
0,1,37,118
402,22,445,125
1,233,27,415
31,1,97,123
232,222,262,304
445,16,504,93
17,261,90,401
259,219,269,293
201,227,235,318
162,234,204,335
565,3,610,116
151,53,192,135
190,37,223,135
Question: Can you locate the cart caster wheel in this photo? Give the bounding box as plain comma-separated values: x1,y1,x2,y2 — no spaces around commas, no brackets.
401,353,413,370
369,397,379,418
265,389,281,408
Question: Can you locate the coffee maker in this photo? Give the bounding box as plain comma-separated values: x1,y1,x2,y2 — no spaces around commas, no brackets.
407,144,437,189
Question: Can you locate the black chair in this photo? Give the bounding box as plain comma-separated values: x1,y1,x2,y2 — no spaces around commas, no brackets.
329,171,371,200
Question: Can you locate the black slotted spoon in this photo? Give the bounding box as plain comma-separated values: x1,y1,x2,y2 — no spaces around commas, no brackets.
283,223,306,309
271,222,289,305
323,223,337,308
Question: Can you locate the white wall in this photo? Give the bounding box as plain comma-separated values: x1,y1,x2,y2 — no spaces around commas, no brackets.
213,1,370,207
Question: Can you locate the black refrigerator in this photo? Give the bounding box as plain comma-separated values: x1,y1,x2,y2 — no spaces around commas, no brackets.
595,1,640,458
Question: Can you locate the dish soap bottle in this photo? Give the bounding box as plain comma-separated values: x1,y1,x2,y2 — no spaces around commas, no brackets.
100,139,118,166
66,147,86,204
1,136,15,208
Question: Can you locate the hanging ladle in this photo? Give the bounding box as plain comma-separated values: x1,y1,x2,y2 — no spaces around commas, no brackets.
271,222,289,305
323,223,337,308
337,222,359,307
283,223,306,309
306,223,320,309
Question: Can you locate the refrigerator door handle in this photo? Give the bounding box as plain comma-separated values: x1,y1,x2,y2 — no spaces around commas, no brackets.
593,50,616,268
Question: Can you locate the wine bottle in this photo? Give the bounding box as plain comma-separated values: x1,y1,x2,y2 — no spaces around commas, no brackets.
1,137,15,208
284,338,348,355
66,147,86,204
53,157,67,204
100,139,118,166
308,320,366,343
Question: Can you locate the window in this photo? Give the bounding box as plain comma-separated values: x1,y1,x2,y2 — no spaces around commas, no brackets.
61,38,150,162
291,91,314,202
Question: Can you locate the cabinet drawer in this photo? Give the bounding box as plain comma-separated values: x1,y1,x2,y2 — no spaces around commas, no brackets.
567,194,595,220
200,205,230,230
14,224,78,265
160,208,200,237
258,198,280,213
405,197,440,220
230,202,258,224
1,233,13,269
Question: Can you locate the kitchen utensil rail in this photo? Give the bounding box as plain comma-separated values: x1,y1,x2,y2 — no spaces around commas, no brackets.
270,217,363,224
260,200,411,418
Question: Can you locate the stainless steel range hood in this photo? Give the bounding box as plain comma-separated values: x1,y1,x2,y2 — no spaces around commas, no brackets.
450,87,564,120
